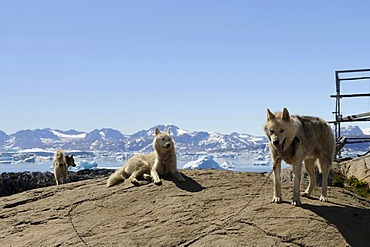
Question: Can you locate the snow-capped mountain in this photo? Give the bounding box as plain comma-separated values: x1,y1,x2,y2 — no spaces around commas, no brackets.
339,125,364,137
0,131,9,146
0,124,267,153
0,124,369,154
8,129,59,149
337,125,370,152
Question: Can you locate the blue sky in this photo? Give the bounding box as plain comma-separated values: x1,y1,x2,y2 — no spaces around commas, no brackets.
1,1,370,136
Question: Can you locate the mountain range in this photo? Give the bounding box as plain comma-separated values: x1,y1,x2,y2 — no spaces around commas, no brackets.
0,125,267,153
0,124,369,154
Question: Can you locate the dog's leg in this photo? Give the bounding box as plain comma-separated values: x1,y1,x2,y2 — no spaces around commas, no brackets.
272,158,282,203
301,158,316,198
151,159,162,185
62,166,68,184
62,172,67,184
54,166,61,185
291,162,302,206
151,169,161,185
173,170,185,182
54,172,59,185
168,165,185,182
319,159,330,202
128,170,142,186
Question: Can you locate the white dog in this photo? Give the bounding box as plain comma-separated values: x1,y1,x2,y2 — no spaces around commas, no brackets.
107,128,185,187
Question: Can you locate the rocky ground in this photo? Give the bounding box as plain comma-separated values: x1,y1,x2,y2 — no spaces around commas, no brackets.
1,168,369,247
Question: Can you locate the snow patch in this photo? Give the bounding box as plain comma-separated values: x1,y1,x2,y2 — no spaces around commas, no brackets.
177,128,189,136
99,131,106,140
362,128,370,135
51,130,86,140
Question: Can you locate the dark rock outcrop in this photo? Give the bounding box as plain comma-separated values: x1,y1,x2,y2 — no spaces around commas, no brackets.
0,169,115,197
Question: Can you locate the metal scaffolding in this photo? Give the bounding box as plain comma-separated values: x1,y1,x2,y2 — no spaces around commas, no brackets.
330,69,370,157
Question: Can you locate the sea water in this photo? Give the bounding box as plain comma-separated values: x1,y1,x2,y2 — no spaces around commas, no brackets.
0,158,274,174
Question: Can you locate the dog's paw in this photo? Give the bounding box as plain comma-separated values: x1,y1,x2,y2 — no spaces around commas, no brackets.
272,196,282,203
154,179,162,186
143,174,153,181
300,192,311,198
291,200,301,206
130,179,141,186
319,195,329,202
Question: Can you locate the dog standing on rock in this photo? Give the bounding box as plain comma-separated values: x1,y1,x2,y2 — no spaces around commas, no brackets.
263,108,335,206
53,149,76,185
107,128,185,187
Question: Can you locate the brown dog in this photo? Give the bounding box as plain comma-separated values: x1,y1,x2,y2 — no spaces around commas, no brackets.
263,108,335,205
53,149,76,185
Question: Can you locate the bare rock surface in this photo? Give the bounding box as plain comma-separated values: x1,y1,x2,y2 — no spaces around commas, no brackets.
1,169,369,247
335,155,370,183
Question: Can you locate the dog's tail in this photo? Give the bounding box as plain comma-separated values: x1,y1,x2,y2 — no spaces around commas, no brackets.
54,149,65,161
107,167,127,187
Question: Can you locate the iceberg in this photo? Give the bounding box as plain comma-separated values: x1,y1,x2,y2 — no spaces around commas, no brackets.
253,161,270,166
0,157,13,164
13,153,36,163
220,161,237,171
75,160,99,170
183,155,224,170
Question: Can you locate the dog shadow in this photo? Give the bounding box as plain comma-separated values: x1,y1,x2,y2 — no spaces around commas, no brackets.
162,172,205,193
301,202,370,246
113,173,204,192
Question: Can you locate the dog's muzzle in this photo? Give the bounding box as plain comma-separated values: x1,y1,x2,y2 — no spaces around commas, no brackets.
272,138,286,152
163,143,171,148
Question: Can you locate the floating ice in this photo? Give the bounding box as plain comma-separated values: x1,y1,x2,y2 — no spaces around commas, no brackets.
75,160,99,170
220,161,237,171
183,155,224,170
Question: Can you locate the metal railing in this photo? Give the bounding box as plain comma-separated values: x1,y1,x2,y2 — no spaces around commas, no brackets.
329,69,370,157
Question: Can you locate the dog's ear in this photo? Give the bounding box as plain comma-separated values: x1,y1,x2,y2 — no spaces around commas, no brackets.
167,128,171,135
70,154,73,158
155,128,160,135
282,108,290,121
267,108,275,120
